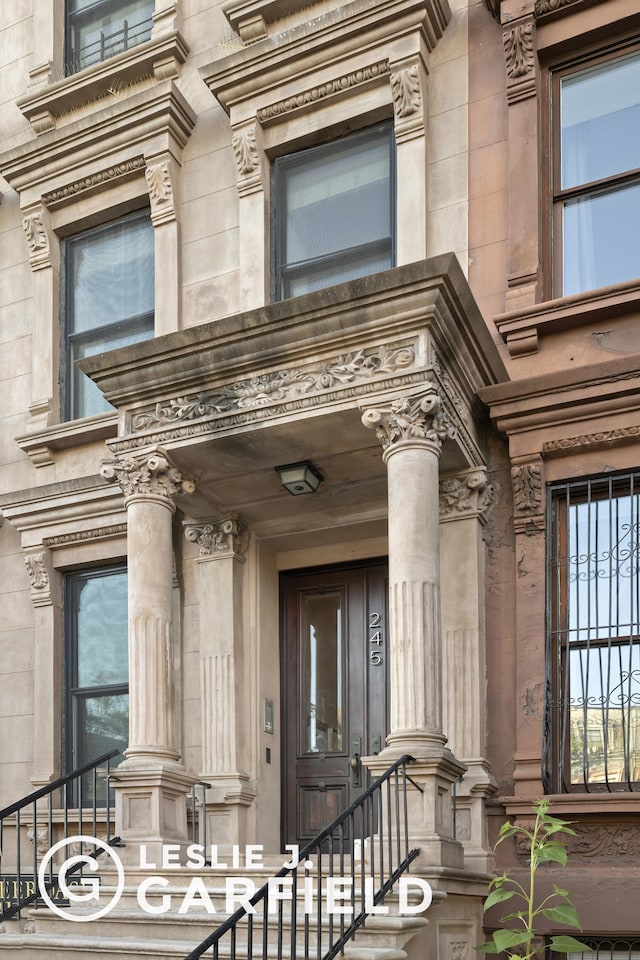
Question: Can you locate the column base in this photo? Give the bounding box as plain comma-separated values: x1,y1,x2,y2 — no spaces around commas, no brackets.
197,772,256,851
362,741,466,871
452,759,498,874
112,762,199,865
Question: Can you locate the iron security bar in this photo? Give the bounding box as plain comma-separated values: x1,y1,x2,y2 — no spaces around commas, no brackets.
185,754,419,960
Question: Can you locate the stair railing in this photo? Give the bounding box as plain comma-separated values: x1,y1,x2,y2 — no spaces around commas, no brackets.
185,753,421,960
0,748,120,922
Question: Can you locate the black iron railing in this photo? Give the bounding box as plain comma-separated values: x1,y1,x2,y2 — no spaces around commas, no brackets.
185,754,420,960
190,780,212,849
0,749,120,921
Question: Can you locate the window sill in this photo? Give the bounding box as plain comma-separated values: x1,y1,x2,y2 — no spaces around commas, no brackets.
17,414,118,468
503,793,640,817
16,31,189,134
495,278,640,358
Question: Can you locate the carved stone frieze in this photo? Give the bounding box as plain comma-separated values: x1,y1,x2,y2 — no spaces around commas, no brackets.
44,524,128,547
543,426,640,458
450,943,470,960
131,343,415,432
257,62,389,123
361,384,455,453
24,552,49,590
390,65,422,119
184,515,249,561
145,161,175,222
100,449,195,503
503,22,534,80
534,0,603,16
511,463,542,516
41,157,146,208
440,470,493,522
566,823,640,859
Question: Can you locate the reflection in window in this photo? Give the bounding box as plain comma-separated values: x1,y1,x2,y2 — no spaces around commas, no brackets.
302,592,344,754
558,51,640,295
64,210,154,420
274,123,395,300
546,474,640,792
65,566,128,802
65,0,155,75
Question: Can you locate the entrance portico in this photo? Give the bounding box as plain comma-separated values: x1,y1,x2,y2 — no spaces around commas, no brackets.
80,256,506,870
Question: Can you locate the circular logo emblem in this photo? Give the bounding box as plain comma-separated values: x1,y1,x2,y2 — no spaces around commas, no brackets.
37,835,125,922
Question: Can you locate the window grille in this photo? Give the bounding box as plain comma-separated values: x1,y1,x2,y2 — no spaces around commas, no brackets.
544,473,640,792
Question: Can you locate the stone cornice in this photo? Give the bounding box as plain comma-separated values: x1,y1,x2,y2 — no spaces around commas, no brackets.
202,0,450,115
16,31,189,133
1,80,196,200
0,476,127,541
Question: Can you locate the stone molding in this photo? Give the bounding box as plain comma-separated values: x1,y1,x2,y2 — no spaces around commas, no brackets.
390,64,422,118
41,157,146,209
256,63,390,124
100,448,195,503
145,159,176,223
543,425,640,458
511,460,545,534
24,552,49,591
183,516,249,561
439,470,493,523
503,18,536,103
22,208,52,271
360,383,455,455
23,547,59,608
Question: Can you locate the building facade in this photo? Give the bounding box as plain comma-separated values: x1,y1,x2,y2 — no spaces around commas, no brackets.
0,0,639,956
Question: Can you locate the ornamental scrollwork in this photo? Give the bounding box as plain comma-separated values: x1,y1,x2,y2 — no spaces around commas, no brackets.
440,471,493,520
100,449,195,502
232,127,260,177
22,212,48,255
511,463,542,515
184,516,249,559
503,22,534,80
24,552,49,590
145,162,173,206
361,385,455,452
132,344,415,431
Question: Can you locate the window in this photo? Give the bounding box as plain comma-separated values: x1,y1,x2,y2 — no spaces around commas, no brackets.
555,50,640,296
65,566,128,792
274,123,395,300
545,473,640,793
64,210,154,420
549,938,640,960
65,0,155,75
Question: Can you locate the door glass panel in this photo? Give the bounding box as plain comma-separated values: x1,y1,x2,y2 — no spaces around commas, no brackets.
302,592,344,754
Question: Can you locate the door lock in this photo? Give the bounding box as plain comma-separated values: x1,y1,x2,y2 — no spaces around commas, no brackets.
351,737,362,788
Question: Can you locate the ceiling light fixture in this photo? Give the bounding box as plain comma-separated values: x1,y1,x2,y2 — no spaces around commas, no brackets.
275,460,324,495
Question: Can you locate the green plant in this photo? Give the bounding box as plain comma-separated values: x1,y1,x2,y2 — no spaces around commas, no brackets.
478,799,588,960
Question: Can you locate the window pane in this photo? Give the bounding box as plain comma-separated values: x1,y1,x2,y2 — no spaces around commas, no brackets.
75,570,128,688
66,212,154,419
66,0,154,73
302,592,344,754
561,52,640,190
562,181,640,296
276,124,394,299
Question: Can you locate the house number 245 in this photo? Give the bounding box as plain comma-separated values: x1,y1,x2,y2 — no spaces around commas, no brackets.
369,612,383,665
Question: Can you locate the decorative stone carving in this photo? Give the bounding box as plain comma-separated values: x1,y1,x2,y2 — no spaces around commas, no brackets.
256,63,389,123
22,210,51,269
390,65,422,119
439,470,493,521
184,516,249,560
145,161,174,219
27,825,50,856
511,463,542,515
132,343,415,431
543,426,640,457
503,22,534,79
232,127,260,177
100,449,195,502
44,524,128,547
361,385,454,453
451,943,470,960
565,823,640,859
24,552,49,591
534,0,597,15
42,157,146,208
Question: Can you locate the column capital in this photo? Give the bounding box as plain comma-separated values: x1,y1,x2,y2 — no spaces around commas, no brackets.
100,448,195,506
183,515,249,561
360,384,454,457
439,468,493,523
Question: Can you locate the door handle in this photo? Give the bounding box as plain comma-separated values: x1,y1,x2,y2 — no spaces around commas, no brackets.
350,737,362,787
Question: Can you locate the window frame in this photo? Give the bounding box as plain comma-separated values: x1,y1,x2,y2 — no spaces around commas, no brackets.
272,121,397,302
62,207,155,422
545,472,640,794
551,43,640,298
63,564,129,783
64,0,155,76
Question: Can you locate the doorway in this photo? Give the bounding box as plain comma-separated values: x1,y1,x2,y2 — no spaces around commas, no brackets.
280,559,388,845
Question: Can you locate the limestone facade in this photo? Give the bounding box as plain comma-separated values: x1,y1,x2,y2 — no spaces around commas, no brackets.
1,0,640,955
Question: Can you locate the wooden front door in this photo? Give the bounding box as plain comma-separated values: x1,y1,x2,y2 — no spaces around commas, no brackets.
281,560,388,845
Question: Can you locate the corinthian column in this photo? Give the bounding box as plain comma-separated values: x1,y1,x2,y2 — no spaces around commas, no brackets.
360,385,465,868
100,448,197,858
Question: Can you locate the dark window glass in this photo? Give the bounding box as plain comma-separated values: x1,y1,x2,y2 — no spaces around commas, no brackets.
65,0,154,75
64,210,154,420
65,566,128,801
545,474,640,792
274,123,395,300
